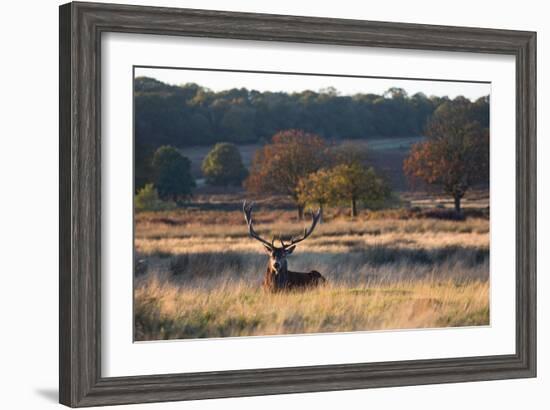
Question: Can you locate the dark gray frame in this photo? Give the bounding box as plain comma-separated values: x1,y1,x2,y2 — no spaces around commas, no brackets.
59,1,536,407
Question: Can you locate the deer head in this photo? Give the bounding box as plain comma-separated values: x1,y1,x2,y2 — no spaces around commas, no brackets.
243,201,321,275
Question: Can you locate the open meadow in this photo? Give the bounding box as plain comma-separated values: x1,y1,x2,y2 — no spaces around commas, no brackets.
133,74,491,341
134,193,490,341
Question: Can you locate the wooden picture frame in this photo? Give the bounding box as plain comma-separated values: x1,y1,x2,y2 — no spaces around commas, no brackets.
59,1,536,407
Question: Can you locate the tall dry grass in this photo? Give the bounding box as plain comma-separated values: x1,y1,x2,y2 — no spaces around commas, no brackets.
135,275,489,340
134,202,490,340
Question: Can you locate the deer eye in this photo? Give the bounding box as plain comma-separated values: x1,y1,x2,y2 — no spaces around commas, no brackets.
285,245,296,255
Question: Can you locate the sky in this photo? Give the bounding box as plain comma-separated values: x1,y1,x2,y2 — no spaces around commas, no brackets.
135,66,490,101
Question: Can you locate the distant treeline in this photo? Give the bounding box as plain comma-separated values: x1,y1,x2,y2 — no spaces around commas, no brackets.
134,76,490,148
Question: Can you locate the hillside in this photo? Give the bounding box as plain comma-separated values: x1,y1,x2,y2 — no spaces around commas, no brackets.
180,136,424,192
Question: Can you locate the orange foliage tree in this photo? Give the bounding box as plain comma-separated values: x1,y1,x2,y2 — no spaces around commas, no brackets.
244,129,330,219
403,98,489,214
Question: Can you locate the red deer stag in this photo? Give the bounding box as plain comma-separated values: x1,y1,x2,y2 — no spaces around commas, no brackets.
243,201,326,292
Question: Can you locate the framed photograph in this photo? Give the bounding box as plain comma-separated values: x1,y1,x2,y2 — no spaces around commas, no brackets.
59,2,536,407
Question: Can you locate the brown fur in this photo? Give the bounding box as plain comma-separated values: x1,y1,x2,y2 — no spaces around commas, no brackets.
263,263,326,292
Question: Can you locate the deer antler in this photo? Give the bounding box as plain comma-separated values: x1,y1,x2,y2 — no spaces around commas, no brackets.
243,201,274,249
281,209,321,248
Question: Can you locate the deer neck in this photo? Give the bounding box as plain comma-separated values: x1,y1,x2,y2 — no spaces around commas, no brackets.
267,264,287,276
266,262,288,288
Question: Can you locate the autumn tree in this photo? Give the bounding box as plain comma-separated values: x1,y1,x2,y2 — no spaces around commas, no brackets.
202,142,248,186
296,169,334,223
152,145,195,202
403,98,489,214
244,129,329,219
329,162,390,218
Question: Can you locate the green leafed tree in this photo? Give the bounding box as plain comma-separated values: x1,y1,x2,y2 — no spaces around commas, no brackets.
201,142,248,186
134,143,154,193
151,146,195,202
296,168,334,222
329,162,390,218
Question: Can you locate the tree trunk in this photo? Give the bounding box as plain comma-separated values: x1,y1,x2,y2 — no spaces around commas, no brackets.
454,195,462,214
297,204,304,220
319,203,324,224
351,198,357,218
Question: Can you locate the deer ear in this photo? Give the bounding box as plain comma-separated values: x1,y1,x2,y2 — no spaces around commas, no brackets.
263,244,272,253
285,245,296,255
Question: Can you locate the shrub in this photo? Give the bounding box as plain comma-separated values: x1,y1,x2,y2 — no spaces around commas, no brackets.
135,184,175,212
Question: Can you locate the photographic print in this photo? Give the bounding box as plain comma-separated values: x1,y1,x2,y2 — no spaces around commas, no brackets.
133,67,490,341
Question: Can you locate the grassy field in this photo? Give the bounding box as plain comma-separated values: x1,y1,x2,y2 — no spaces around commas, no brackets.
134,193,490,341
